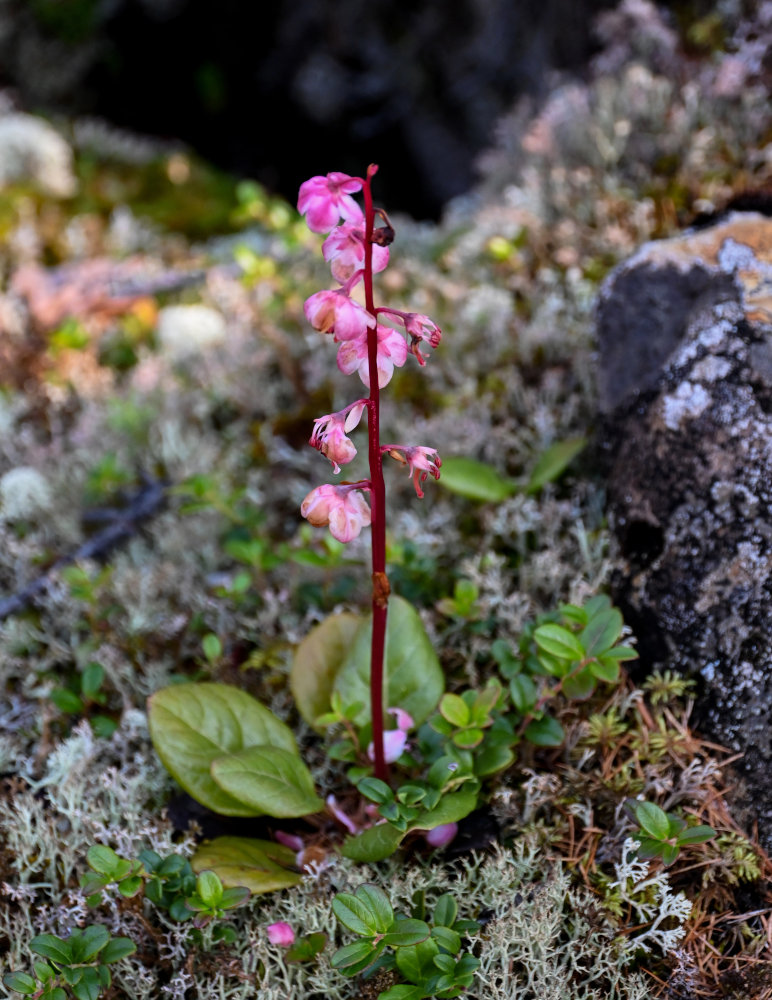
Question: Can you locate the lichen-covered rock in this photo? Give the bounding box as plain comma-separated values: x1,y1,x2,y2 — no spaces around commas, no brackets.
597,212,772,846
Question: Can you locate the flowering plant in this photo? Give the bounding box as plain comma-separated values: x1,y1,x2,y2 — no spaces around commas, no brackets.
298,166,442,779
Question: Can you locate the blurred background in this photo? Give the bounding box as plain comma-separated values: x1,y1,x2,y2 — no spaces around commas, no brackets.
0,0,735,218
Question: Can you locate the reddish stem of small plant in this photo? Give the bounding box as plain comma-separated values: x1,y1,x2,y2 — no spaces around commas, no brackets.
362,164,389,783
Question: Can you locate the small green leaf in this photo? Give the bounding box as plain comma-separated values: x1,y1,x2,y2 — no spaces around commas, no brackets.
340,822,406,862
431,925,461,953
452,727,484,749
379,984,427,1000
330,897,378,937
99,937,137,964
438,456,517,502
524,715,565,746
81,662,105,701
220,886,250,909
50,688,84,714
589,656,621,683
526,437,586,493
358,777,394,804
440,693,471,728
509,674,537,713
117,875,143,898
202,633,222,663
195,870,223,907
2,972,38,995
433,893,458,928
675,825,716,845
86,845,124,877
210,745,324,818
661,842,680,866
395,937,440,985
533,624,585,661
474,743,514,777
580,608,623,657
602,645,639,661
70,966,101,1000
72,925,110,963
635,801,671,841
191,836,300,894
382,918,431,948
290,612,363,730
330,939,380,974
30,934,72,964
285,932,327,964
562,666,596,701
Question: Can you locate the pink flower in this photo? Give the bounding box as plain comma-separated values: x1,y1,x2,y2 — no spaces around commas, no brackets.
297,172,364,233
386,446,441,498
367,706,414,763
266,922,295,947
425,823,458,849
404,313,441,365
337,323,408,388
304,289,375,341
309,402,366,473
301,484,371,542
323,222,390,283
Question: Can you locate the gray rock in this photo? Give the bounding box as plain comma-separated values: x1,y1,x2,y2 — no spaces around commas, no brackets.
596,212,772,846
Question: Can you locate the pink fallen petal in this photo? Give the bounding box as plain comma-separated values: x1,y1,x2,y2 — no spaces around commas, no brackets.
326,794,360,835
266,922,295,947
368,727,408,764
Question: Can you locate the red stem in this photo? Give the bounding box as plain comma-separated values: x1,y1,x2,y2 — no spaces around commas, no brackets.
362,164,389,783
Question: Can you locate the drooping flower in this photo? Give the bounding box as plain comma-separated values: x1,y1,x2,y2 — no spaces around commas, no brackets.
386,445,441,498
266,922,295,947
323,222,390,283
309,402,366,473
304,289,375,341
297,172,364,233
301,483,371,542
404,313,442,365
367,705,415,763
336,323,408,388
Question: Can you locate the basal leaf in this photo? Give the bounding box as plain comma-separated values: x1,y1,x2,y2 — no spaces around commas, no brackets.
437,456,518,502
333,596,443,727
526,437,586,494
147,683,299,816
290,612,362,730
340,822,406,862
210,746,323,818
191,836,300,894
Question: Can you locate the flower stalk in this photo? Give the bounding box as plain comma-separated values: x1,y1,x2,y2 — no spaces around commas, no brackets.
297,166,441,783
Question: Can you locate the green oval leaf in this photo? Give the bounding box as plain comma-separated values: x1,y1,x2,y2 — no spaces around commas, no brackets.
382,918,431,948
147,683,300,816
2,972,38,995
526,437,586,494
635,801,670,841
290,612,362,730
675,824,716,845
562,666,597,701
395,938,440,984
332,888,388,936
99,937,137,964
340,822,406,862
438,456,518,502
330,938,379,972
333,596,444,727
30,934,71,964
524,715,565,746
210,745,323,818
533,624,584,661
195,870,223,907
589,655,621,684
580,608,623,657
191,836,300,894
440,693,470,728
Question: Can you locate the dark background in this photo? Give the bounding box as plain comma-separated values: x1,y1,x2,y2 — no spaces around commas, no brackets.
0,0,713,218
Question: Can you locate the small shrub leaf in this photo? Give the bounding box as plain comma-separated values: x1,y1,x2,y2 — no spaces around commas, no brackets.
635,801,671,841
533,624,584,661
